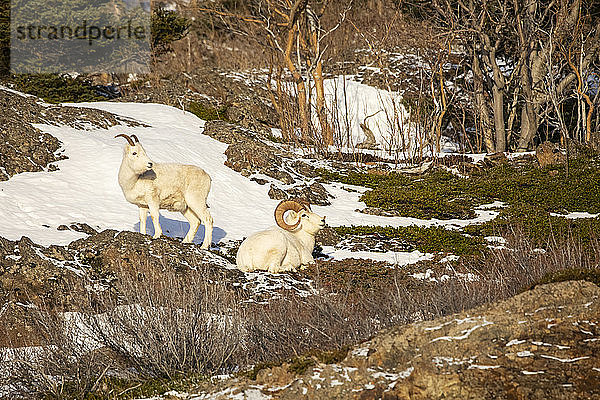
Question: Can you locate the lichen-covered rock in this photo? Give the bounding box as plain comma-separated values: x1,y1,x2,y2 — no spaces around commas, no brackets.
483,151,509,167
314,226,341,247
268,182,333,206
191,280,600,399
0,88,144,181
202,120,257,145
224,140,295,184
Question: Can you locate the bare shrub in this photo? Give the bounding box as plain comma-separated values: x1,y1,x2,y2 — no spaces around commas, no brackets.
3,262,247,398
82,262,246,379
4,305,114,399
3,226,598,398
386,227,600,326
244,291,381,364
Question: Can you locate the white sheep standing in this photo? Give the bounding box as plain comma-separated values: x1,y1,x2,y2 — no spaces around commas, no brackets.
115,133,213,249
236,200,325,273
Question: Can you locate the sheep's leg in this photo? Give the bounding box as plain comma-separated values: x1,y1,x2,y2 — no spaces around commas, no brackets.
265,248,287,274
198,207,213,250
186,194,213,250
139,207,148,234
148,203,162,239
182,208,200,244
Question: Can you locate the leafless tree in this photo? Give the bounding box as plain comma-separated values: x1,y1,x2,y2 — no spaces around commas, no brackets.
201,0,350,148
417,0,600,151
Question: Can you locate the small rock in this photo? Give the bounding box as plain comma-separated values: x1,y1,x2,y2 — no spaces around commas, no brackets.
250,177,269,185
267,182,332,206
483,152,508,167
315,226,341,246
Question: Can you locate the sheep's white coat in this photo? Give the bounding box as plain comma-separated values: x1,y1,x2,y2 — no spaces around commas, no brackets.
117,139,213,249
236,208,325,273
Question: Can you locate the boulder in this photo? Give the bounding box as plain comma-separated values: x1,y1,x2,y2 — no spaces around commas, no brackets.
268,182,333,206
190,280,600,399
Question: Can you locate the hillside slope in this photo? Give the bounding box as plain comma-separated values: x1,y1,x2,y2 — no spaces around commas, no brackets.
184,280,600,400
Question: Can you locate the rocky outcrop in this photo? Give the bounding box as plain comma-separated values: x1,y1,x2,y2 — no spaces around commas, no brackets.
189,280,600,399
0,231,315,347
118,68,279,133
268,182,333,206
211,121,336,204
202,120,258,145
0,88,144,181
224,140,296,184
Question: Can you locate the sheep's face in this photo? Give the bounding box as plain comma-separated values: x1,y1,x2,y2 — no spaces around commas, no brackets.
287,209,326,235
123,144,154,175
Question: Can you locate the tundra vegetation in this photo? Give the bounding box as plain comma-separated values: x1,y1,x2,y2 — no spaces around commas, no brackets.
1,0,600,399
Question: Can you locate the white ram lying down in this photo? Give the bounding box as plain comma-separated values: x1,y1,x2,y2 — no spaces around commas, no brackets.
115,134,213,249
236,200,326,273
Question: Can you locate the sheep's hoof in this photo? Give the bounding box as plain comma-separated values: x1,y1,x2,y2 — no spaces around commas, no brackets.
199,244,209,250
152,233,162,239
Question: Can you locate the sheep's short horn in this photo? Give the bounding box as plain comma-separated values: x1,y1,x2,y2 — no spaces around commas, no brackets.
274,200,307,231
114,134,135,146
130,134,139,143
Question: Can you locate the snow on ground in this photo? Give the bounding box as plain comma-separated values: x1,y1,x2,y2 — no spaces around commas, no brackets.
322,76,462,154
323,76,409,148
0,101,278,246
321,246,434,266
0,96,500,263
550,211,600,219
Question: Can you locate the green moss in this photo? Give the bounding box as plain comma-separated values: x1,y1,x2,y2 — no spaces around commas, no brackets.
464,203,600,249
317,168,408,188
8,74,106,103
311,346,349,365
288,356,316,375
318,155,600,222
361,187,475,219
188,101,229,121
533,268,600,289
335,225,485,256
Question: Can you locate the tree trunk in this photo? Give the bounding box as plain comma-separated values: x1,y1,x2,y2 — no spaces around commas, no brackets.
483,43,507,152
284,25,310,142
308,25,333,147
312,61,333,146
491,85,506,152
472,51,495,152
517,49,544,151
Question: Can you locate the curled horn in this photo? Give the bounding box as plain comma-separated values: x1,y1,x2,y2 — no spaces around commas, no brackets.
114,134,135,146
274,200,307,231
130,134,139,143
292,197,312,211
